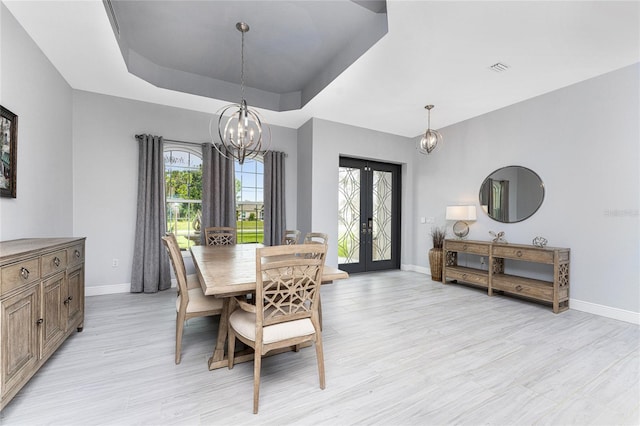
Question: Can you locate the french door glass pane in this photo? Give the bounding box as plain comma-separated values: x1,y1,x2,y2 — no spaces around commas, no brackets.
372,170,392,261
338,167,360,264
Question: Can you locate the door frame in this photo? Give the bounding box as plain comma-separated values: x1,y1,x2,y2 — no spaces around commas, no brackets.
338,156,401,274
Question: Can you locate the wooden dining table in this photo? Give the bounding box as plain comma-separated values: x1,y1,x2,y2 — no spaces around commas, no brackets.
190,243,349,370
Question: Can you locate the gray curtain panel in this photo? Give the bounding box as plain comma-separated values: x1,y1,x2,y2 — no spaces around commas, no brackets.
263,151,286,246
131,134,171,293
201,143,236,245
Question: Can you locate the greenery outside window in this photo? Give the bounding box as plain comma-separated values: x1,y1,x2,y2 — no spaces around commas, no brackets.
165,148,202,250
236,157,264,243
164,146,264,249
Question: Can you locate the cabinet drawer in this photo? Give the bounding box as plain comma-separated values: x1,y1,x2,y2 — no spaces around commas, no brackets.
1,259,40,295
445,241,489,255
492,275,554,301
67,244,84,267
41,250,67,278
446,268,488,287
492,245,553,263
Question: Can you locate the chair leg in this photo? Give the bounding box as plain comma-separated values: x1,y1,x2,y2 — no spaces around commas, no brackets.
228,327,236,369
253,349,262,414
175,312,185,364
315,333,326,389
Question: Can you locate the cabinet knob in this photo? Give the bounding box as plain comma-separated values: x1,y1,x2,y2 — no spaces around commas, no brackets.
462,245,468,250
53,256,61,267
515,285,523,292
36,318,44,325
63,296,73,305
74,249,81,258
20,267,30,280
516,250,523,257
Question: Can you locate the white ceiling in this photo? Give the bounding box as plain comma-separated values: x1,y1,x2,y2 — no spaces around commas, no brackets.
4,1,639,138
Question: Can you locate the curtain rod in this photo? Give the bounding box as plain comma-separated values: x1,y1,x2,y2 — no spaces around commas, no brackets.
135,135,202,147
134,134,287,157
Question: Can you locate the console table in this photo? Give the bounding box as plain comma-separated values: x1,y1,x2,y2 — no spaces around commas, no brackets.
0,238,85,410
442,239,570,313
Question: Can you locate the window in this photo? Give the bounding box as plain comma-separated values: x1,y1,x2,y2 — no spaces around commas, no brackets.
163,146,264,248
235,157,264,243
164,148,202,250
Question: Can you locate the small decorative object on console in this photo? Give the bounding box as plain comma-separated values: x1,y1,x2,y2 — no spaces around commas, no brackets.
532,236,548,248
489,230,507,243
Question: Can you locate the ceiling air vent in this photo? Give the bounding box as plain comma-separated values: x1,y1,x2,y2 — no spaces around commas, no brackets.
489,62,509,72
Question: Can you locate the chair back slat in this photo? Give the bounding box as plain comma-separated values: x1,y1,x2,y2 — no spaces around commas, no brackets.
281,229,301,245
162,235,189,306
303,232,328,246
205,227,237,246
256,244,326,327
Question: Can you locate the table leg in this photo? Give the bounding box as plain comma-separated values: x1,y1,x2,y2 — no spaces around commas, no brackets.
208,297,231,370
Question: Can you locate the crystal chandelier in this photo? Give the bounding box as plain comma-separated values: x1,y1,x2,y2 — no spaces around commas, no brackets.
417,104,442,154
212,22,270,165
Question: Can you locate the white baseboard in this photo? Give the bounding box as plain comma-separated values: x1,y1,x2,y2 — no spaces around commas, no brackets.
85,283,131,296
570,299,639,325
87,269,640,325
401,263,429,275
401,263,639,325
86,280,177,297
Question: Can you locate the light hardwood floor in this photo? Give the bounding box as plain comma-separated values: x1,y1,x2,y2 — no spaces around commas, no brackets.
1,270,638,425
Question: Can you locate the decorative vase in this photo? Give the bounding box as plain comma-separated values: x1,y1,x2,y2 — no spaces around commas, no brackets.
428,248,443,281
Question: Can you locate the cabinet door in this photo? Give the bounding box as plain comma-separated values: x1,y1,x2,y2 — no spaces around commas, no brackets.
41,273,66,360
65,265,84,331
1,284,40,398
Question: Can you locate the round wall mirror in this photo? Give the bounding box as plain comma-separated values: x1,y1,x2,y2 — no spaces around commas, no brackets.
479,166,544,223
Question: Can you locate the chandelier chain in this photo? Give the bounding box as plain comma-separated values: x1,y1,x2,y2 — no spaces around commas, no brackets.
240,28,245,100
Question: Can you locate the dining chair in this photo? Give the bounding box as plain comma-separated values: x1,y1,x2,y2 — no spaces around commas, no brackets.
204,226,237,246
162,235,224,364
165,234,200,290
303,232,328,245
281,229,301,245
227,243,327,414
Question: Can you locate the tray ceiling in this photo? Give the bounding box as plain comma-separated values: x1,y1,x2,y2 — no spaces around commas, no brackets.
105,0,388,111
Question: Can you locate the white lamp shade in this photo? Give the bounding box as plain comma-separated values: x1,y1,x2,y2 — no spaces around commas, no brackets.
446,205,477,221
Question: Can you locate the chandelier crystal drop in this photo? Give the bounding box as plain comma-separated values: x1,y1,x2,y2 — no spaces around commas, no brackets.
418,104,442,155
211,22,270,165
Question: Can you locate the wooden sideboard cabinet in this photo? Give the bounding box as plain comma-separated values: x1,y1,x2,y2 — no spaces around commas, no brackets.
0,238,85,411
443,239,570,313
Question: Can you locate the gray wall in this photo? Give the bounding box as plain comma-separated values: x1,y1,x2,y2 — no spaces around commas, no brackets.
412,63,639,313
0,4,73,240
296,119,313,237
72,90,299,289
304,118,416,267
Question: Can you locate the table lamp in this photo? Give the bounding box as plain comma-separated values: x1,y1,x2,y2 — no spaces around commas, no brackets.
446,205,477,238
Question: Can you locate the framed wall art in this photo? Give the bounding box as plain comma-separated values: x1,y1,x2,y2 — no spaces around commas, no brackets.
0,105,17,198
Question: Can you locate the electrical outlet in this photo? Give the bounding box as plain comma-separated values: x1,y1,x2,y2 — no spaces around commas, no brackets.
480,257,486,265
112,258,119,268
